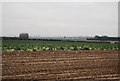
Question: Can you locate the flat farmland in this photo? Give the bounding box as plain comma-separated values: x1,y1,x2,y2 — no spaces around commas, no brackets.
2,50,120,81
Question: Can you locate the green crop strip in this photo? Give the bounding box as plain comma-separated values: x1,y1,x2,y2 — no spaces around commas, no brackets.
2,40,119,52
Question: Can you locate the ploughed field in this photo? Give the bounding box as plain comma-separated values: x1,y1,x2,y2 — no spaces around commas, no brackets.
2,50,120,81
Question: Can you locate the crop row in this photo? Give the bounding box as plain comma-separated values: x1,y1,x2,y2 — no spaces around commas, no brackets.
2,40,119,52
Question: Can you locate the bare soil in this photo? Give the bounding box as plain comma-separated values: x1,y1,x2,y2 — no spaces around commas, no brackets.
2,50,120,81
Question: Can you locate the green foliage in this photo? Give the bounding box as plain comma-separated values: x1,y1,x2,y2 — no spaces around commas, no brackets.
2,40,119,52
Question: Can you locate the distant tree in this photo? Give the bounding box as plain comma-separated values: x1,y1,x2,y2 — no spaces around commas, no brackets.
101,35,108,38
95,35,100,38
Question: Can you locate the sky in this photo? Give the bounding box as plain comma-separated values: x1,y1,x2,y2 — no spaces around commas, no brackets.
2,2,118,37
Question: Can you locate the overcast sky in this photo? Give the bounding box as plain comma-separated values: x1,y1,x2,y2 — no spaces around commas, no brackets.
2,2,118,37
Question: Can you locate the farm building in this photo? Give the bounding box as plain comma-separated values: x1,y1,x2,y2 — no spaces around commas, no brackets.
19,33,29,39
